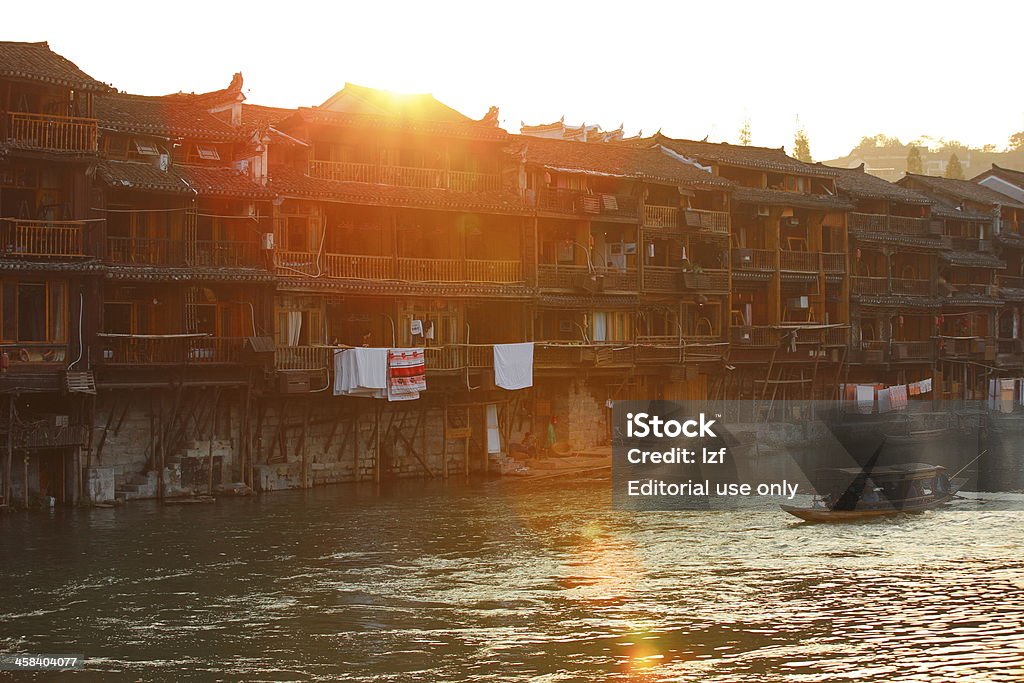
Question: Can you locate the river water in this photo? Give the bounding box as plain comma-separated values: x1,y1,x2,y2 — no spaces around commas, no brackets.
2,475,1024,681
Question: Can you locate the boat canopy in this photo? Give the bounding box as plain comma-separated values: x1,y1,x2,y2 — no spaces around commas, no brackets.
814,463,945,486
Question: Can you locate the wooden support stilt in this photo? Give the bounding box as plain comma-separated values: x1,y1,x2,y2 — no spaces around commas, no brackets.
442,399,449,481
374,404,382,485
4,397,11,507
299,398,311,489
207,388,220,495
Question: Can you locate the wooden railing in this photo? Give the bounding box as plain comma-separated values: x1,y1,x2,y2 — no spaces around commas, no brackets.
534,189,639,218
99,335,246,365
780,250,820,272
849,212,929,235
891,278,931,296
307,160,500,192
7,112,98,153
644,205,678,228
537,263,638,291
891,340,932,361
397,257,461,282
851,276,888,295
464,259,521,283
320,253,393,279
1,219,88,258
681,208,730,233
825,327,849,347
107,237,184,265
192,240,260,268
731,248,777,271
998,274,1024,289
822,252,846,274
275,345,332,371
731,326,779,347
424,346,464,372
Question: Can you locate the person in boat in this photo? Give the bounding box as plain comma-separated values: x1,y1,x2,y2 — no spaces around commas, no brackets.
934,472,951,496
906,480,925,499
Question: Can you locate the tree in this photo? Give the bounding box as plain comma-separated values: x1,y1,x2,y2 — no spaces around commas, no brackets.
738,117,752,146
945,153,964,179
906,146,923,174
793,127,812,162
1009,131,1024,151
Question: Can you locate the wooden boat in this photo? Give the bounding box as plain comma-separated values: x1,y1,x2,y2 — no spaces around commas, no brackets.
781,463,964,523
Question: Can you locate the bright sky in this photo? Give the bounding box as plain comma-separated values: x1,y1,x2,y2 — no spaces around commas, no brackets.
6,1,1024,161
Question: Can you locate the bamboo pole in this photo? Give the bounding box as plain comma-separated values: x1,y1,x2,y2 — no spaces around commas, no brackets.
442,399,448,481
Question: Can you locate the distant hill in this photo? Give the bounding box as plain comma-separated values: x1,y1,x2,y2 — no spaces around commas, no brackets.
823,145,1024,181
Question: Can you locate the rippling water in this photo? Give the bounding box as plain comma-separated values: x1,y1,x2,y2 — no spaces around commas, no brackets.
1,476,1023,681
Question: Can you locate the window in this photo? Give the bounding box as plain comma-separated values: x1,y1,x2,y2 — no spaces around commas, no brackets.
590,311,632,342
134,139,160,156
285,216,310,251
195,144,220,161
1,280,66,343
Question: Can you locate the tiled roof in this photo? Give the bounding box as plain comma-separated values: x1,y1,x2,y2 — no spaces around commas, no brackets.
635,134,838,178
829,164,932,205
849,231,949,250
999,287,1024,302
105,266,273,283
95,92,240,141
971,164,1024,188
163,73,244,109
853,294,942,309
266,166,528,215
283,108,509,142
97,159,190,194
97,160,273,199
515,135,732,191
275,278,531,299
320,83,472,122
241,104,295,130
177,165,274,199
731,186,853,211
0,41,110,92
900,173,1024,210
940,251,1006,268
537,294,638,309
930,202,993,221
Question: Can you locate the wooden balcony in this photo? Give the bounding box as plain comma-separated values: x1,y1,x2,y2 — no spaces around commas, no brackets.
537,263,638,291
643,205,678,228
822,252,846,274
99,335,246,365
6,112,98,153
275,252,522,283
730,326,780,347
643,266,728,293
849,212,929,235
851,276,888,295
1,219,89,258
192,240,260,268
275,345,332,371
998,274,1024,289
891,340,933,361
891,278,931,296
535,344,635,368
307,160,501,192
731,248,777,271
107,237,184,265
681,208,729,233
534,189,639,219
780,250,820,272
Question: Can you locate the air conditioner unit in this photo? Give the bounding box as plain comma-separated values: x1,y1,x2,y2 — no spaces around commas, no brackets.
785,217,800,227
757,205,770,217
734,247,753,264
155,153,170,172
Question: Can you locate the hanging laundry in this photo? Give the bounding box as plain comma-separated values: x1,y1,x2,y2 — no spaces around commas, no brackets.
387,348,426,402
919,378,932,394
486,404,501,454
909,382,920,397
890,384,908,411
410,319,423,336
856,385,874,414
493,342,534,390
423,320,435,340
333,347,388,398
877,388,892,413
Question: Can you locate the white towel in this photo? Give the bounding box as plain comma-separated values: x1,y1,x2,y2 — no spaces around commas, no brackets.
333,347,388,398
919,378,932,394
877,388,892,413
856,385,874,414
486,404,501,454
493,342,534,390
